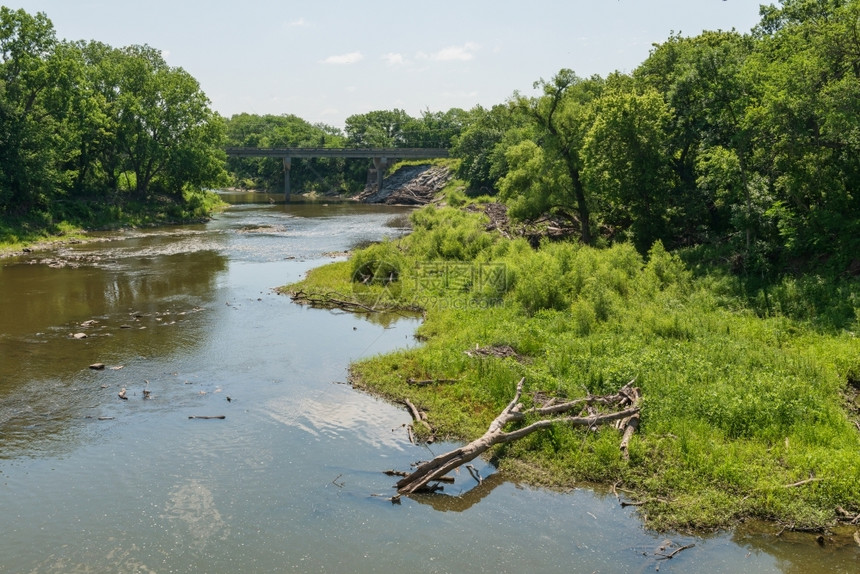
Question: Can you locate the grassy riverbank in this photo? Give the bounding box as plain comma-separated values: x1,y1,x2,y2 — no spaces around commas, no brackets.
0,191,227,255
284,205,860,532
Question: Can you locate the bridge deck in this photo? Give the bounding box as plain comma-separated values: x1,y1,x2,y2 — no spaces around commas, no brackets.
225,147,449,159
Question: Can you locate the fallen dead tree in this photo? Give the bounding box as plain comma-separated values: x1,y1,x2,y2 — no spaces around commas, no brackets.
395,377,641,495
464,344,528,362
287,289,422,314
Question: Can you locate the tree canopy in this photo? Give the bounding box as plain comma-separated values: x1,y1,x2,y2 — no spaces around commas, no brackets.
4,1,859,274
452,0,860,270
0,7,225,230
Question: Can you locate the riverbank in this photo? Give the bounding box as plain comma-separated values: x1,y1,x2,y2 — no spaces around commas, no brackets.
0,190,227,257
283,203,860,533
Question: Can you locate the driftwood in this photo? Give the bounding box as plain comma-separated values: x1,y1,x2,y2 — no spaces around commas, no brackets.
395,377,641,495
657,543,695,560
783,477,824,488
188,415,226,420
290,289,380,313
403,398,433,442
289,289,421,314
464,344,526,362
615,383,641,460
836,506,860,525
407,377,458,386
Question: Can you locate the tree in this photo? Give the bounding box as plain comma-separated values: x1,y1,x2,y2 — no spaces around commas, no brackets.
401,107,468,148
0,7,64,214
452,104,520,195
344,109,413,147
499,70,603,244
111,45,225,198
744,0,860,261
636,31,757,253
582,86,675,253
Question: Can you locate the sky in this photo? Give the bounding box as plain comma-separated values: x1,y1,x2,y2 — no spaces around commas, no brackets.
7,0,767,128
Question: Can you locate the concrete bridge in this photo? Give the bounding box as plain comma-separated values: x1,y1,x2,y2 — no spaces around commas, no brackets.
224,147,449,200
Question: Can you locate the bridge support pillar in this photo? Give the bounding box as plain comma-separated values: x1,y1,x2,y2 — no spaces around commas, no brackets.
372,157,389,192
283,157,292,201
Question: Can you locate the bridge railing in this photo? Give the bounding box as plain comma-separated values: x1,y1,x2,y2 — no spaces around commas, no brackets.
224,147,449,159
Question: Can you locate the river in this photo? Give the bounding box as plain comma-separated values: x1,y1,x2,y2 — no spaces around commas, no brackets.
0,194,856,573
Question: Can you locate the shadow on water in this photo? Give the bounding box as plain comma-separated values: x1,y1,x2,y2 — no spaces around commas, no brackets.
409,471,507,512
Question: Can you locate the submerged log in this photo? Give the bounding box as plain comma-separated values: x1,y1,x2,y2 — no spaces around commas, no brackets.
394,378,640,495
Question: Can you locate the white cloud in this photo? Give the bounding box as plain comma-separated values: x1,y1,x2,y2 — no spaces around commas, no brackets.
322,52,364,65
382,52,405,66
420,42,480,62
288,17,309,27
161,49,171,60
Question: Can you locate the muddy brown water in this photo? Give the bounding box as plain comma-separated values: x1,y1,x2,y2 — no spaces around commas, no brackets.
1,193,857,573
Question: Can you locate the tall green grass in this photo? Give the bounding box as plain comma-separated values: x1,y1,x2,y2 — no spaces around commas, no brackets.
285,204,860,531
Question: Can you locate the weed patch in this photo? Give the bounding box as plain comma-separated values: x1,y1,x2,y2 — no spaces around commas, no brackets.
284,204,860,531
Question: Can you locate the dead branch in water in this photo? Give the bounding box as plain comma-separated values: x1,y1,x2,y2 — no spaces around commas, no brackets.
657,543,695,560
394,378,641,495
288,289,422,314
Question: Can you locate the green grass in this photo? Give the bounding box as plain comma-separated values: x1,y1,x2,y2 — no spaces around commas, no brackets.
1,190,227,253
283,203,860,531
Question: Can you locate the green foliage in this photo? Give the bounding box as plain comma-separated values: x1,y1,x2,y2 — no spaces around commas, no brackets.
583,87,676,252
344,107,467,149
224,113,358,193
344,109,413,147
349,239,406,286
499,70,603,244
286,206,860,530
402,206,497,261
452,104,523,195
0,8,226,235
474,2,860,271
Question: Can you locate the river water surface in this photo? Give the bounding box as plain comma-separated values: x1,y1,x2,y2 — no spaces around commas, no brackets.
1,194,857,573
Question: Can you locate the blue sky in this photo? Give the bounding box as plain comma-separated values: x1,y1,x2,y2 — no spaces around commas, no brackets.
8,1,766,127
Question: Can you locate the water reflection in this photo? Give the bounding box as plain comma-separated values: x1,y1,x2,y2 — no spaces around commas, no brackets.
732,523,860,574
1,200,858,573
410,471,507,512
0,245,228,457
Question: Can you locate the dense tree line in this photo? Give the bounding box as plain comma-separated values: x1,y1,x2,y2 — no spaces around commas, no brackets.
0,7,226,229
232,0,857,272
224,113,362,194
452,0,860,271
224,107,467,193
4,1,857,274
